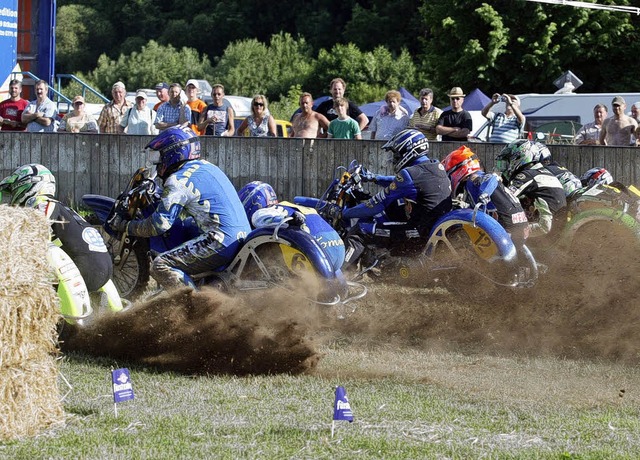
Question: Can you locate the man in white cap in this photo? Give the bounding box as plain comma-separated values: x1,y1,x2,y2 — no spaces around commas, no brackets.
436,87,473,142
481,93,525,143
185,79,207,135
119,90,157,135
599,96,638,146
97,81,132,134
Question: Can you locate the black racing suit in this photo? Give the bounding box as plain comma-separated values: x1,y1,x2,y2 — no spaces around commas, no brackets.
506,164,568,239
35,196,113,291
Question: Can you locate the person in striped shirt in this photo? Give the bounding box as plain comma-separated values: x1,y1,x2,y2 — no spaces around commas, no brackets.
481,93,525,144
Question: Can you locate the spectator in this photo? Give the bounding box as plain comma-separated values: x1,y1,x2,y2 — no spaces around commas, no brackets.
58,96,98,133
632,102,640,123
153,82,170,112
290,92,329,138
97,81,132,134
185,79,207,135
599,96,638,146
155,83,191,132
480,93,525,143
436,87,473,142
327,97,362,139
574,104,607,145
409,88,442,141
0,79,28,131
369,90,410,140
237,94,277,137
120,90,157,135
316,77,368,132
199,84,234,136
21,79,59,132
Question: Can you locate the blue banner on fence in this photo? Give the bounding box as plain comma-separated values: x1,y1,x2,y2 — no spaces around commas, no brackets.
112,368,135,403
333,386,353,422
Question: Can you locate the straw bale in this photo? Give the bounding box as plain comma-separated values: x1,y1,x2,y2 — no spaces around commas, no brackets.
0,357,64,439
0,205,65,440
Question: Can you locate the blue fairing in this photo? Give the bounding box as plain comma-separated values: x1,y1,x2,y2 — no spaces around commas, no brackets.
82,194,115,224
246,226,338,279
429,209,515,259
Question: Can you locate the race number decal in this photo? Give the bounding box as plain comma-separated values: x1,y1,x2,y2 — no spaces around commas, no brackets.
279,245,314,273
462,224,499,260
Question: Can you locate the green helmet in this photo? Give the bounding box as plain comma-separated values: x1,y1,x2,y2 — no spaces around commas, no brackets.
495,140,537,182
0,164,56,206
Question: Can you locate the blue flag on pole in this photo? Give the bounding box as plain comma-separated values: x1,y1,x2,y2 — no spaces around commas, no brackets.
112,368,135,403
333,386,353,422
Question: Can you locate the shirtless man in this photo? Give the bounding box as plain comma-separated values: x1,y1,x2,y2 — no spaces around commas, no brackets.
290,92,329,138
599,96,638,146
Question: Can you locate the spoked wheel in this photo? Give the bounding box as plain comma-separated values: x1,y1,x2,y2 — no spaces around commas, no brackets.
87,217,150,300
231,239,337,304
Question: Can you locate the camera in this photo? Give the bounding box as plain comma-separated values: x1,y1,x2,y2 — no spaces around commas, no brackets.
500,95,508,103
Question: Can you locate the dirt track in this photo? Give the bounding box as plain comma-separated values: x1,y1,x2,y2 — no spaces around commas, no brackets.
61,228,640,374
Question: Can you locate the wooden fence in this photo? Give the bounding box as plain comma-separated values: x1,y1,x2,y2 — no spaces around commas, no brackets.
1,132,639,206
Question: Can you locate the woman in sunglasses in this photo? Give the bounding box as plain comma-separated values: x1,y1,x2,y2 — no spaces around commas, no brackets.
237,94,277,137
58,95,98,133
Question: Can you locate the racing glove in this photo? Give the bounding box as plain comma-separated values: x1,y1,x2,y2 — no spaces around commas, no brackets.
108,213,129,234
360,167,378,183
478,193,491,206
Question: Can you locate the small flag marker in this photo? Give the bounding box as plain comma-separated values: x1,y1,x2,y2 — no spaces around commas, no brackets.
331,385,353,437
111,368,134,417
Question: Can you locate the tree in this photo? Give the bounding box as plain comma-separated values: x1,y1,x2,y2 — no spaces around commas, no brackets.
87,40,213,95
56,5,115,73
313,43,419,104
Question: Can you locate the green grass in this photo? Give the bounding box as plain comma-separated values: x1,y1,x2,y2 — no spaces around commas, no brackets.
3,345,640,460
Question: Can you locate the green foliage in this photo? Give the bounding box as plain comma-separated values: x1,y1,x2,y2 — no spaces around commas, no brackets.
56,5,115,73
314,44,418,105
88,40,214,95
213,33,314,103
268,84,303,121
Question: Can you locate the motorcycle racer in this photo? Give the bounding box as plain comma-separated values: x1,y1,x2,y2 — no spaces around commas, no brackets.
110,125,251,289
443,146,529,246
496,140,567,239
339,128,452,266
0,163,122,310
238,180,346,272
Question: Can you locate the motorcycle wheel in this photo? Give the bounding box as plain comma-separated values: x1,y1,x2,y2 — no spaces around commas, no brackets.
233,241,327,301
87,216,150,300
426,225,521,300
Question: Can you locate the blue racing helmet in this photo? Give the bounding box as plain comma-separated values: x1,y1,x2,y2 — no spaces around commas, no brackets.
238,181,279,221
382,129,430,172
146,126,201,179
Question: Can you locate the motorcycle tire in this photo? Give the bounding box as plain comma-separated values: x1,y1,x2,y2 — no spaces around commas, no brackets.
86,215,151,300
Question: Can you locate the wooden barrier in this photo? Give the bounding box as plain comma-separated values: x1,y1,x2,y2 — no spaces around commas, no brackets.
1,133,639,205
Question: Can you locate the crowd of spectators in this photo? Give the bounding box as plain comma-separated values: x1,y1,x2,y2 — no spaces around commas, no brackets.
2,77,640,146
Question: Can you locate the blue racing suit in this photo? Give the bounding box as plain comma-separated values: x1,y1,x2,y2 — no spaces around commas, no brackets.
127,159,251,288
341,156,452,266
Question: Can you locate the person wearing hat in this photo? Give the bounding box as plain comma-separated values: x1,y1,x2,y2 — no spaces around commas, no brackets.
97,81,132,134
119,90,157,135
436,87,473,142
154,82,170,112
599,96,638,146
481,93,525,143
58,95,98,133
185,79,207,135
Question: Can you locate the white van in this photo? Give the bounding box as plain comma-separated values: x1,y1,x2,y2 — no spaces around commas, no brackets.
472,92,640,142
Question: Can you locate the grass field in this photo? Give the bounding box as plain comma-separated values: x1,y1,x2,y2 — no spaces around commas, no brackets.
2,345,640,459
3,274,640,460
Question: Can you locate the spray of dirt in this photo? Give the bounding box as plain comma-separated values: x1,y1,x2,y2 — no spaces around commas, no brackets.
60,279,326,376
61,226,640,375
324,224,640,363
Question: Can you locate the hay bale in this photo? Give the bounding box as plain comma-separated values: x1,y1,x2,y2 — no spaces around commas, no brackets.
0,205,64,440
